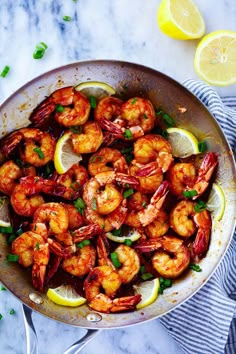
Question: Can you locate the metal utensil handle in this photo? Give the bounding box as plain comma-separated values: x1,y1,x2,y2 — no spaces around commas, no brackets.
22,304,39,354
22,304,101,354
63,329,102,354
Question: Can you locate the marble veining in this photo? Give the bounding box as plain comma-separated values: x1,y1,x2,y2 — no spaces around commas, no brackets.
0,0,236,353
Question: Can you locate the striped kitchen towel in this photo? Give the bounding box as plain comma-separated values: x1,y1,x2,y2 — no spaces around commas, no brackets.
160,79,236,354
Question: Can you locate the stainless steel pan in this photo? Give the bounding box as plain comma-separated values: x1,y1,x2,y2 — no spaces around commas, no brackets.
0,60,235,353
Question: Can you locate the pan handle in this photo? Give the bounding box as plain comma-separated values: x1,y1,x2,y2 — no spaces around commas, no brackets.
22,304,102,354
22,304,39,354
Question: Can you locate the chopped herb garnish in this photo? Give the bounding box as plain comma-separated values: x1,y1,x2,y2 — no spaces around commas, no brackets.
141,273,153,281
123,129,133,140
70,181,80,191
63,15,72,21
189,263,202,272
124,239,132,246
140,265,146,274
77,239,91,249
73,197,86,215
155,108,163,116
0,226,14,234
7,254,19,262
162,113,175,128
143,113,148,119
91,197,97,210
131,98,137,105
0,65,10,78
35,242,40,250
110,252,121,268
90,155,103,163
123,188,134,199
7,234,17,245
194,200,207,213
198,141,207,153
42,161,54,178
161,130,169,139
33,42,48,59
142,201,147,208
158,277,172,294
56,104,64,112
0,285,6,291
111,228,122,236
90,95,97,109
33,147,45,159
182,190,198,198
9,309,15,315
0,314,2,320
69,125,82,134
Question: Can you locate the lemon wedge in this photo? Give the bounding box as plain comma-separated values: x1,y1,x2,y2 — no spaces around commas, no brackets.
207,183,226,221
75,81,116,100
157,0,205,40
194,30,236,86
54,131,82,174
47,285,86,307
166,127,200,158
0,196,11,228
106,229,142,243
133,278,160,310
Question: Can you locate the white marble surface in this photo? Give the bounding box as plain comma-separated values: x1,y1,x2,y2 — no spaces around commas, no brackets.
0,1,236,353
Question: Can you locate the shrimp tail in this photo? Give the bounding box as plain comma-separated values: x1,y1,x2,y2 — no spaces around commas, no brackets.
135,239,162,253
72,223,103,243
29,98,56,127
136,161,161,177
111,294,142,312
0,130,23,157
99,118,123,136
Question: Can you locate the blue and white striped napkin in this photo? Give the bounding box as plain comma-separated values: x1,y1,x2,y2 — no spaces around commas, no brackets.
160,79,236,354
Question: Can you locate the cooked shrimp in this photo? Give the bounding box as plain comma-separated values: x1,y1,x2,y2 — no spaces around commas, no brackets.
169,200,196,237
10,176,66,217
127,191,149,212
62,203,84,230
152,236,190,279
84,265,141,313
33,202,69,234
62,244,96,277
0,160,22,195
0,130,23,158
55,163,89,200
19,128,56,167
71,121,103,154
94,96,123,122
88,147,128,176
145,210,169,238
30,86,90,127
12,231,50,291
115,244,140,283
192,209,212,259
167,162,196,197
125,181,169,228
133,134,173,173
72,223,103,243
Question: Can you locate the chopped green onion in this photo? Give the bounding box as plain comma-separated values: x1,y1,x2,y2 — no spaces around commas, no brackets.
159,277,172,294
123,129,133,139
90,95,97,109
35,242,40,251
42,161,54,178
182,190,198,198
63,15,72,21
110,252,121,268
0,285,6,291
77,239,91,249
0,65,10,78
161,130,169,139
0,314,2,320
189,263,202,272
73,197,86,215
155,108,163,116
143,113,148,119
69,125,82,134
124,239,132,246
194,200,207,213
56,104,64,112
162,113,175,128
142,201,147,208
120,147,133,154
70,181,80,191
198,141,207,153
33,147,45,159
91,197,97,210
9,309,15,315
0,226,14,234
33,42,48,59
131,98,137,105
123,188,134,199
141,273,153,281
90,155,103,163
111,228,122,236
140,265,146,274
7,234,17,245
7,254,19,262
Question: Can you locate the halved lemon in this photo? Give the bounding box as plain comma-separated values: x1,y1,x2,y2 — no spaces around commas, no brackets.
75,81,116,100
157,0,205,40
0,196,11,228
194,30,236,86
207,182,226,221
133,278,160,310
54,131,82,174
47,285,86,307
166,127,200,158
106,229,142,243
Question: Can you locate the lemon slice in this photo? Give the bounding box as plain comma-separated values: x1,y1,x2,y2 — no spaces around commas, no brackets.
106,229,142,243
166,127,200,158
194,30,236,86
133,278,160,310
0,196,11,228
75,81,116,100
207,183,226,221
54,131,82,174
47,285,86,307
157,0,205,40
